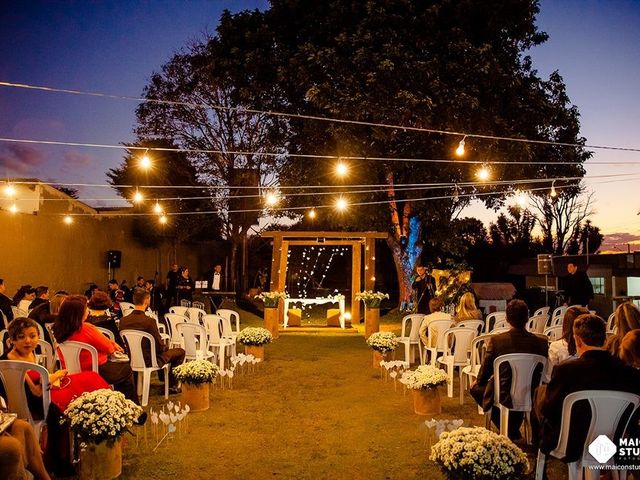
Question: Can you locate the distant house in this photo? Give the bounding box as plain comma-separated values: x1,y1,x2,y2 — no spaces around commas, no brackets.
508,253,640,317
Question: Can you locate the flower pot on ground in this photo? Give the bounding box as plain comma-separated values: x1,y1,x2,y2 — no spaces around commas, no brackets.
430,427,529,480
364,307,380,338
263,307,280,339
401,365,449,415
79,438,122,480
63,389,142,480
238,327,273,361
366,332,398,369
173,360,220,412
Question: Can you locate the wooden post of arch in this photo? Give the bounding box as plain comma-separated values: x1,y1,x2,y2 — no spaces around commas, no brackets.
351,242,362,325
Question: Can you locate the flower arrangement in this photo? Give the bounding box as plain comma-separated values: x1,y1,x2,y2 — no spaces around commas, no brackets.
430,426,529,480
173,359,220,385
237,327,273,346
327,293,345,301
256,291,287,308
63,389,143,445
401,365,449,390
366,331,399,354
355,291,389,308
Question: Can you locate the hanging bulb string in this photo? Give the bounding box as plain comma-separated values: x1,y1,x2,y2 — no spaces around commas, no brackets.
1,80,639,153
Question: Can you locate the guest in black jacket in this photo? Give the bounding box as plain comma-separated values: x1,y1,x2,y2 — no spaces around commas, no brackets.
0,278,13,323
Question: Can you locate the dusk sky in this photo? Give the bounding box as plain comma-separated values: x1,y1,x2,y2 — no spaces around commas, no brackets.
1,0,639,251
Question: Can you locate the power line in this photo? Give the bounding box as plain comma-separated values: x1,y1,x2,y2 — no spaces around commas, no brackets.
1,80,639,153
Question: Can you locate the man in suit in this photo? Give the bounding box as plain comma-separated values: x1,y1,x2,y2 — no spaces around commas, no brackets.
119,288,185,393
208,264,224,310
536,314,640,461
0,278,13,323
411,265,436,314
470,299,548,439
562,262,594,307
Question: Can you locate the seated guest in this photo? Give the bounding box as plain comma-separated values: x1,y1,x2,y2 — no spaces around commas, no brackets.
135,276,146,289
619,329,640,368
29,286,49,311
13,285,35,317
536,314,640,461
84,283,99,300
29,293,67,345
0,278,14,322
547,306,589,379
119,288,185,393
0,418,51,480
86,290,123,347
470,299,548,440
605,302,640,355
454,292,482,323
418,297,452,348
107,279,125,316
52,295,139,405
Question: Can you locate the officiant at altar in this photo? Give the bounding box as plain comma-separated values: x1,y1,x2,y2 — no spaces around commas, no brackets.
412,265,436,314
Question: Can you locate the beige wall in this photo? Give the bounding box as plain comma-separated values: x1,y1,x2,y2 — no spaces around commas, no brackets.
0,184,214,295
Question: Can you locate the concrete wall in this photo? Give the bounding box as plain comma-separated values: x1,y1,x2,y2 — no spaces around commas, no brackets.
0,184,214,294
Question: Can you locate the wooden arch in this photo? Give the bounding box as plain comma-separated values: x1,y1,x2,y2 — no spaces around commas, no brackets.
261,231,387,324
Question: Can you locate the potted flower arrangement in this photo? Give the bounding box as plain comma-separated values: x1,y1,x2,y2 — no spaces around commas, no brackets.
430,427,529,480
238,326,273,360
173,360,220,412
366,331,399,368
355,291,389,338
256,291,288,338
64,388,143,479
401,365,449,415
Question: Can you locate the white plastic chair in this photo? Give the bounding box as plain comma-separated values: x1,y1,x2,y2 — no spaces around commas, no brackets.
436,327,477,404
543,325,563,342
35,339,55,373
423,318,455,365
457,319,484,336
170,306,189,317
202,314,234,371
164,313,188,349
0,329,8,356
606,313,616,334
57,341,99,374
95,326,115,341
175,323,215,363
192,301,206,310
490,319,508,332
179,300,191,308
484,312,506,333
526,314,549,334
490,353,547,444
1,310,9,329
461,333,492,414
216,309,241,337
550,306,567,327
397,314,425,365
535,390,640,480
534,306,550,317
0,360,50,441
490,326,511,335
186,307,206,325
120,330,169,407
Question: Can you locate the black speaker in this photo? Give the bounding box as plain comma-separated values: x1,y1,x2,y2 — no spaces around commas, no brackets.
537,254,553,275
107,250,122,268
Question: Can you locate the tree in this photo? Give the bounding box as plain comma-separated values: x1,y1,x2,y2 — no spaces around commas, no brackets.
53,185,79,199
107,139,222,250
134,40,289,289
210,0,589,305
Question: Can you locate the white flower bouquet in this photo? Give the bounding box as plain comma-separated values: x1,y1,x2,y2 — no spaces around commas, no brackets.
173,359,220,385
401,365,449,390
355,291,389,308
366,331,399,354
430,426,529,480
256,291,287,308
237,327,273,346
63,389,143,445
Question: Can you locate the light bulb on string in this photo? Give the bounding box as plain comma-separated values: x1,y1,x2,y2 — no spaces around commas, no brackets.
550,180,557,198
3,183,16,198
153,202,163,214
9,203,18,214
476,165,491,182
265,191,279,207
159,215,168,225
455,136,467,157
139,150,152,170
335,161,348,177
133,190,144,204
63,215,73,225
515,190,528,208
308,209,316,219
335,197,348,211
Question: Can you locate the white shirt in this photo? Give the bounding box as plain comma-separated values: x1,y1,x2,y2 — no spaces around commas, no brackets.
17,299,32,316
212,272,221,290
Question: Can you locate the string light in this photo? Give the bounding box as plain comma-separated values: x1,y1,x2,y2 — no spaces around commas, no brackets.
335,162,348,177
159,215,168,224
153,202,163,214
3,81,639,153
265,192,279,207
8,203,18,213
515,190,528,208
455,136,466,156
335,197,348,211
308,209,316,219
476,165,491,181
133,190,144,203
63,215,73,224
3,183,16,197
550,180,557,198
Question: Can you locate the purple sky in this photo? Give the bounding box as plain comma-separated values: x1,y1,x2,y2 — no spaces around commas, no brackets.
1,0,639,250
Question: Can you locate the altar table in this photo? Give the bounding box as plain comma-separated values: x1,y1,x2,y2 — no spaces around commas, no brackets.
283,297,346,329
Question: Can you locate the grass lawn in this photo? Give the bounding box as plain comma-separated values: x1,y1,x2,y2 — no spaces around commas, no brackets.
115,306,568,479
